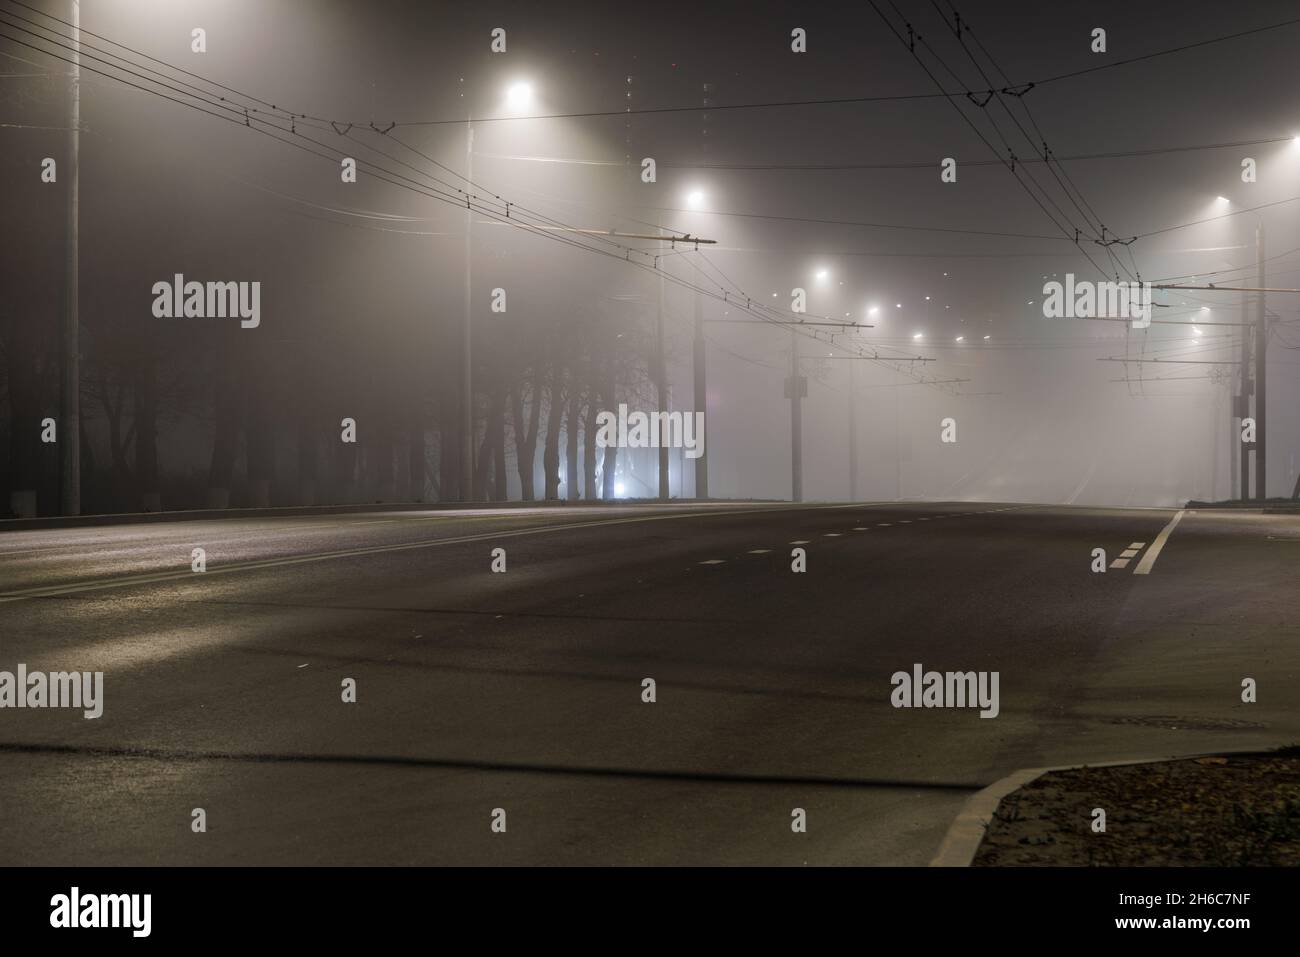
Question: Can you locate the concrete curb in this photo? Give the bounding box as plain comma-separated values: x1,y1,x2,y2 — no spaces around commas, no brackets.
930,767,1047,867
928,748,1283,867
1186,500,1300,513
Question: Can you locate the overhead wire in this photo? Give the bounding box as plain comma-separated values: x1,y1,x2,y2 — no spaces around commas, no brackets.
1,4,947,388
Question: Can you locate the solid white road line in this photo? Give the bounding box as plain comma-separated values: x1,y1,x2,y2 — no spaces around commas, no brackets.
1065,460,1097,506
0,505,791,604
1134,510,1185,576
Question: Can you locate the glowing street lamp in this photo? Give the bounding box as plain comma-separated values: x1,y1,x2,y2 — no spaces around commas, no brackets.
504,81,535,114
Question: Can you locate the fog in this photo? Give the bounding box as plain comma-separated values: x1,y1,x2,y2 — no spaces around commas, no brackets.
3,0,1297,514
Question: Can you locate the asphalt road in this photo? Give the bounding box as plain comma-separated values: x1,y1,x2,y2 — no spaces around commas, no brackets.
0,501,1296,865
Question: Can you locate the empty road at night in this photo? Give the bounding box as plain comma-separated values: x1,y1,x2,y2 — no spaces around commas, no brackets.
1,502,1296,865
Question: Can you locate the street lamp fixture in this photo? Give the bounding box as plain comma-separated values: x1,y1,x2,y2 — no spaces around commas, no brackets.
504,81,535,113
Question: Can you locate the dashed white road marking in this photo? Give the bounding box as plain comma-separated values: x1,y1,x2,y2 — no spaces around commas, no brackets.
1129,542,1146,549
877,523,892,527
748,549,772,554
824,533,842,537
1119,548,1139,559
1134,510,1185,575
789,540,810,545
1109,557,1130,569
698,559,727,565
852,527,869,531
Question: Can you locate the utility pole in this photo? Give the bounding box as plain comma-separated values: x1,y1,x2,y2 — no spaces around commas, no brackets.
787,327,804,502
1238,293,1251,503
692,290,708,499
893,368,901,499
461,113,474,502
655,231,669,500
847,359,858,500
1255,224,1267,501
61,0,80,516
1157,280,1294,503
693,77,710,503
1154,275,1294,502
1227,355,1238,501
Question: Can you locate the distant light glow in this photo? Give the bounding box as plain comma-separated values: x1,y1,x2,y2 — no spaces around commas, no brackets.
614,482,626,496
815,269,829,281
686,189,706,209
867,306,880,317
1215,195,1229,204
504,81,535,112
913,332,924,340
955,336,964,342
983,335,991,340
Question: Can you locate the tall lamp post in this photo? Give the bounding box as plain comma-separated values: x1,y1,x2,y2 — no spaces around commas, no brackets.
461,81,535,502
62,0,81,516
683,188,710,500
461,110,474,502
